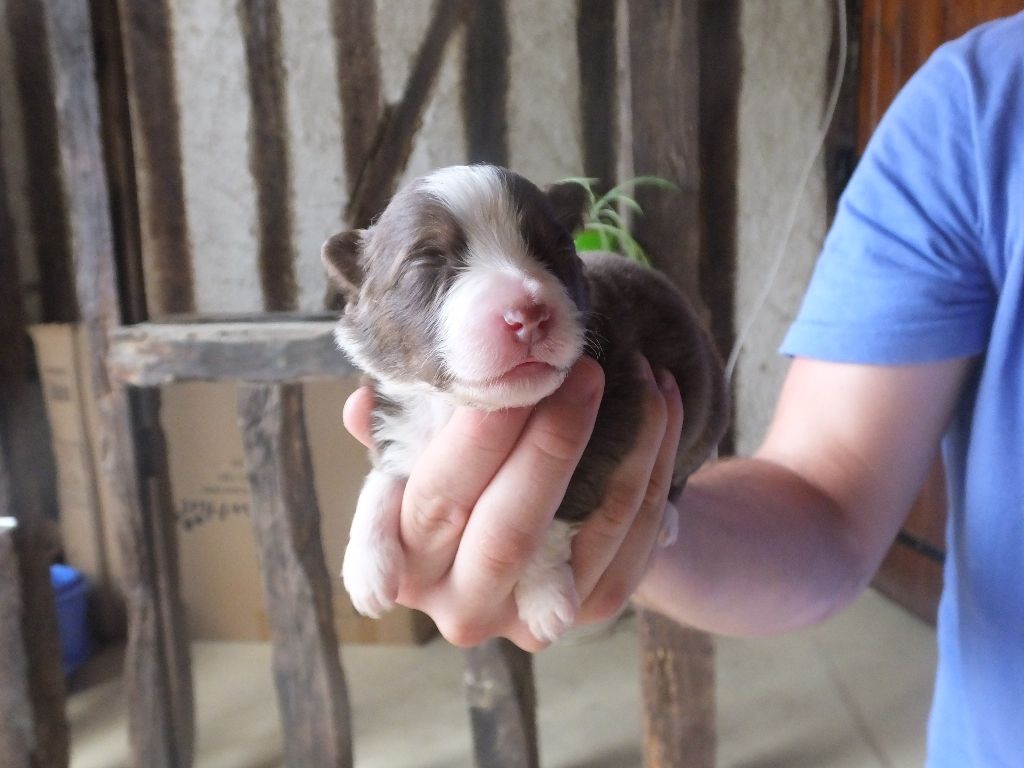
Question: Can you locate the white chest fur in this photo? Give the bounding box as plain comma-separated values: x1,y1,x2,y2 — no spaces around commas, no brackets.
371,382,455,477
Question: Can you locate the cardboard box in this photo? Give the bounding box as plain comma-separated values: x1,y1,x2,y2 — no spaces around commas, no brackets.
162,379,435,645
31,324,435,645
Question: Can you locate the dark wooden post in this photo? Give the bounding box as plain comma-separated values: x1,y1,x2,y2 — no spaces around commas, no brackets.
636,612,715,767
0,518,39,768
628,1,717,765
237,383,353,768
464,640,540,768
0,364,69,768
43,0,195,765
0,80,69,768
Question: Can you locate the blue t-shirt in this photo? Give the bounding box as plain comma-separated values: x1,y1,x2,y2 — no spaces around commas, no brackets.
781,13,1024,767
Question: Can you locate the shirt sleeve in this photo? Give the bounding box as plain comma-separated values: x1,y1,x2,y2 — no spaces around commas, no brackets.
780,40,996,365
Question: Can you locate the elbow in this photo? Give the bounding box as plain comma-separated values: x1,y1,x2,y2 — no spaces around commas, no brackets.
804,515,884,627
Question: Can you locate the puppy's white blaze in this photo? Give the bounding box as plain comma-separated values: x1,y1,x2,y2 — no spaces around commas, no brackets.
421,165,507,235
422,165,537,277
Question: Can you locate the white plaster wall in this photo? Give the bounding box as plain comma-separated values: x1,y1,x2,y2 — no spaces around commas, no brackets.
733,0,835,455
172,0,261,313
376,0,435,105
400,26,468,187
507,0,584,185
281,0,348,311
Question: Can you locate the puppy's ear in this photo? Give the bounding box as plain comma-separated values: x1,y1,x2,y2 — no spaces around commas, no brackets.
321,230,366,303
544,181,589,236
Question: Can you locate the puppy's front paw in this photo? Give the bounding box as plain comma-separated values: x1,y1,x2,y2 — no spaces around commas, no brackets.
342,539,402,618
515,569,580,644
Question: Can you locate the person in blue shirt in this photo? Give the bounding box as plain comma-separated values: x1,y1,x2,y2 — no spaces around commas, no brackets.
343,12,1024,765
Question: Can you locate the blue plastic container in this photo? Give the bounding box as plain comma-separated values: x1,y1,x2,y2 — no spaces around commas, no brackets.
51,564,92,676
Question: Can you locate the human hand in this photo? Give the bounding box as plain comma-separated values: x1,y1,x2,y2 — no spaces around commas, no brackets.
342,356,683,651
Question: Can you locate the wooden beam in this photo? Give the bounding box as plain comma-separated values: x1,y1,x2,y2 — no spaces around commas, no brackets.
637,610,715,767
628,1,717,765
0,519,41,768
697,0,741,385
463,0,510,165
91,0,147,325
0,78,69,768
464,639,539,768
4,0,78,322
0,397,68,768
577,0,619,187
108,320,354,385
332,0,383,195
115,0,195,315
345,0,471,229
237,383,353,768
628,0,702,299
44,1,194,764
239,0,299,312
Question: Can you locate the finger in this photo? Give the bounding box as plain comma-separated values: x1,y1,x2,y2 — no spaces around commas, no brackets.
580,369,684,623
448,357,604,621
398,405,533,592
571,358,667,601
342,386,376,448
417,591,549,652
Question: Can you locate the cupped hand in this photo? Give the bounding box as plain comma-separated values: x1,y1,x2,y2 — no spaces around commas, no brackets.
342,355,683,651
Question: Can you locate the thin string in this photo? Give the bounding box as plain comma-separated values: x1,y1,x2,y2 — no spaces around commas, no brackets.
724,0,849,386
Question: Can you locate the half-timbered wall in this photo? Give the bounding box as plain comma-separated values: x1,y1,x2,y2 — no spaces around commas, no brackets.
116,0,592,316
0,0,854,449
0,0,843,445
0,1,598,320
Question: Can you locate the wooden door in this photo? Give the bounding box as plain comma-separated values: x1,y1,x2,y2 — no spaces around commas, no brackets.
861,0,1024,623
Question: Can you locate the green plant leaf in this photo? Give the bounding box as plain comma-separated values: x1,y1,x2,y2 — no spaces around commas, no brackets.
610,194,644,216
573,229,607,252
560,174,673,266
597,207,627,229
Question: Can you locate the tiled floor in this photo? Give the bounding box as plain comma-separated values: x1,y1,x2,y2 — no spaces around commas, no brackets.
68,588,936,768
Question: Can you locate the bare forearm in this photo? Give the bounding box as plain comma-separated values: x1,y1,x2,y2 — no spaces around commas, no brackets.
636,457,873,636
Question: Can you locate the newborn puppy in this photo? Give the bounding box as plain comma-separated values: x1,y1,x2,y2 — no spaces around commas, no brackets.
323,164,727,643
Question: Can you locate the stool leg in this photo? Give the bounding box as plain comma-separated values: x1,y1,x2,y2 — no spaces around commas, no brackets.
238,383,353,768
638,609,715,767
464,639,539,768
119,388,195,767
1,518,68,768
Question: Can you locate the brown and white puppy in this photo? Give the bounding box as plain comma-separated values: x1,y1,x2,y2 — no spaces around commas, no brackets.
323,164,727,643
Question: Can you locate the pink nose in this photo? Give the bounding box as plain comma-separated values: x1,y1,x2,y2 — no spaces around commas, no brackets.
503,303,551,344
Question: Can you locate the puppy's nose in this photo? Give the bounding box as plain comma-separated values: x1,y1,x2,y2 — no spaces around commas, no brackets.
503,303,551,344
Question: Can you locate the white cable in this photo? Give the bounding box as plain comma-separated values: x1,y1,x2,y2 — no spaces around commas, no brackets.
724,0,849,386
